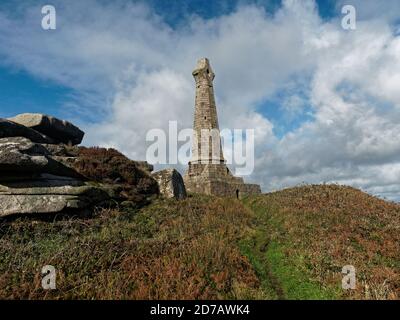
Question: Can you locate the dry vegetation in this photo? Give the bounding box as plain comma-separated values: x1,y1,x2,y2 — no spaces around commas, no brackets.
73,147,159,206
245,185,400,300
0,196,263,299
0,184,398,300
74,147,155,188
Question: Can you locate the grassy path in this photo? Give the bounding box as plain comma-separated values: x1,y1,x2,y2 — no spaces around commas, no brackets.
240,196,340,300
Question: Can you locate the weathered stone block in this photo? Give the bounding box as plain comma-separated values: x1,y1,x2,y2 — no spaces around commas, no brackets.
0,137,84,179
0,137,49,173
0,185,110,217
8,113,84,145
0,118,54,144
152,168,187,200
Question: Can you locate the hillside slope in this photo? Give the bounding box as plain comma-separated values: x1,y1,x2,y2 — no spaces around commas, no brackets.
0,185,398,299
243,185,400,299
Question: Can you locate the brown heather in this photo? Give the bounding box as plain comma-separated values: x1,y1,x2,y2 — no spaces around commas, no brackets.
73,146,159,205
74,147,157,191
0,184,398,300
0,196,261,299
245,184,400,300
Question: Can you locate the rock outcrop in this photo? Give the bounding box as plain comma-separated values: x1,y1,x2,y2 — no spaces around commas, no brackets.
0,185,110,217
8,113,84,145
0,114,158,217
0,137,49,173
0,119,54,144
0,137,84,179
152,169,187,200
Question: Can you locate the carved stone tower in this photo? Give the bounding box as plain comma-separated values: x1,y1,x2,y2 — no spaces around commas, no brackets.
184,58,261,198
190,58,224,165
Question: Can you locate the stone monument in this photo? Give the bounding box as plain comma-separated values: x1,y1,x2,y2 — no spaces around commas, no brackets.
183,58,261,198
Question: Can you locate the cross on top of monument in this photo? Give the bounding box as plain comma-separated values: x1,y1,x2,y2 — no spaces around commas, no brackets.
192,58,215,83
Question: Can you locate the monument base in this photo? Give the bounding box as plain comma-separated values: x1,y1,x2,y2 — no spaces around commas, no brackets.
184,162,261,198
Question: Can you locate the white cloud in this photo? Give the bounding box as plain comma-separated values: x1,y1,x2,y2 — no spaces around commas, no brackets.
258,5,400,200
85,68,193,161
0,0,399,200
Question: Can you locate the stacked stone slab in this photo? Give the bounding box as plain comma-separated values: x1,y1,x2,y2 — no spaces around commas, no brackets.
0,115,102,217
0,114,156,217
0,119,54,144
8,113,84,145
183,58,261,198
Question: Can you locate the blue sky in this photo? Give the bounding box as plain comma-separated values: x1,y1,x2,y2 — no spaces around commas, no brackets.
0,65,72,117
0,0,400,200
0,0,336,124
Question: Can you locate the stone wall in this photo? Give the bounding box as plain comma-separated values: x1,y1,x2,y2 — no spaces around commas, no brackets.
184,176,261,199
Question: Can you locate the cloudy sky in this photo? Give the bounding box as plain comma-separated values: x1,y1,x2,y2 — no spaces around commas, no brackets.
0,0,399,200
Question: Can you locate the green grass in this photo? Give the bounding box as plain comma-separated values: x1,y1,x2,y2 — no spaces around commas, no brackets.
240,197,340,300
265,241,339,299
0,184,398,300
239,229,279,299
241,185,400,300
